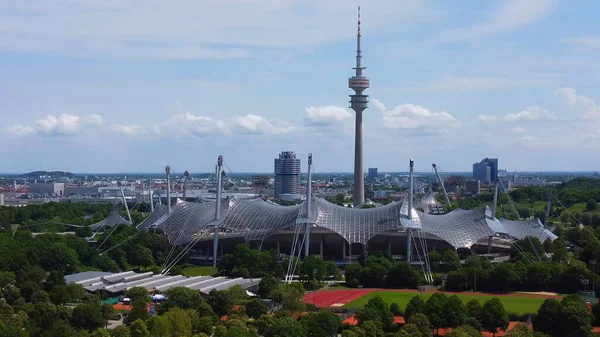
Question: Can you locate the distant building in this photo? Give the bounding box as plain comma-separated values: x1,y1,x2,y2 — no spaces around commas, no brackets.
29,183,65,196
274,151,301,200
368,168,378,182
251,175,271,189
464,180,481,195
472,157,499,184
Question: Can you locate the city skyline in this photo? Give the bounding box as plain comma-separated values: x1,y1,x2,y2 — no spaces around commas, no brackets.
1,1,600,173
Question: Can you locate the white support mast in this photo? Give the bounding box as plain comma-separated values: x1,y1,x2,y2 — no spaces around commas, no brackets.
166,165,172,213
148,179,154,212
432,163,451,206
304,153,313,258
406,159,414,262
119,183,132,223
213,155,223,268
488,176,499,254
183,171,189,201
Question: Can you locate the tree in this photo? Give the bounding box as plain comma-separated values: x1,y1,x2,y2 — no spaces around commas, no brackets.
207,289,231,317
505,323,533,337
126,287,150,303
407,313,430,337
425,293,448,334
466,300,482,322
49,285,70,305
130,245,154,270
255,315,275,336
447,325,481,337
361,320,384,337
41,243,79,274
558,295,592,337
227,285,248,306
443,295,468,329
101,303,115,328
258,274,279,299
246,298,268,319
280,283,305,313
160,287,205,314
71,303,105,331
165,308,193,337
586,199,598,212
129,319,149,337
533,298,560,335
481,298,509,337
265,317,307,337
389,302,402,316
301,310,340,337
111,326,131,337
147,316,171,337
401,323,421,337
126,299,149,325
386,262,420,289
356,296,393,329
404,296,425,320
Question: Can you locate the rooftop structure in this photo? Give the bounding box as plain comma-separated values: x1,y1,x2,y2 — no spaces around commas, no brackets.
64,271,259,295
349,6,369,207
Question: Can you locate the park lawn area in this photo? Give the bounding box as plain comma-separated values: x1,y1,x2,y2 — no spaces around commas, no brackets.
345,291,547,315
568,202,587,213
182,266,218,277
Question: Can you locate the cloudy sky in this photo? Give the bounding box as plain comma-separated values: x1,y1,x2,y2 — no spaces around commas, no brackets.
1,0,599,173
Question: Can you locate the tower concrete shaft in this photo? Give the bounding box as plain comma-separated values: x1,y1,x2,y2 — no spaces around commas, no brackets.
349,6,369,207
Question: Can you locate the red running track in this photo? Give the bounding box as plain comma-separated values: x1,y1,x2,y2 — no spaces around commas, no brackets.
303,289,374,307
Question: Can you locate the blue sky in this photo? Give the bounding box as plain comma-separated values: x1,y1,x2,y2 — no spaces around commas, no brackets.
1,0,599,173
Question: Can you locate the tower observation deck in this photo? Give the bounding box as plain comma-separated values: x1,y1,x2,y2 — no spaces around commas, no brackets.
349,6,369,207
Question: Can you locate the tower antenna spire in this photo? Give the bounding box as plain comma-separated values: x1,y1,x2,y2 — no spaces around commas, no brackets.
357,6,361,37
349,5,369,207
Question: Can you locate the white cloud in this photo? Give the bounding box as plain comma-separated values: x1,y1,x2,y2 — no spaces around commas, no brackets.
13,113,104,136
513,126,526,133
426,76,552,91
438,0,553,42
157,112,229,137
6,125,36,136
380,103,459,130
304,106,352,126
0,1,436,60
110,124,147,137
231,114,294,135
562,36,600,49
555,87,600,120
479,106,556,123
35,114,80,135
83,114,104,127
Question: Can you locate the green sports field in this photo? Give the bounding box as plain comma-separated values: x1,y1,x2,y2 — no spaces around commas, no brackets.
345,291,551,315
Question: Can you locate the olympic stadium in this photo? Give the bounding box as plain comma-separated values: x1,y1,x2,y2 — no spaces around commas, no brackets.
123,192,556,265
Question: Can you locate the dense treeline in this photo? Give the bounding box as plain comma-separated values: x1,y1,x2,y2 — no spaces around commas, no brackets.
0,202,113,229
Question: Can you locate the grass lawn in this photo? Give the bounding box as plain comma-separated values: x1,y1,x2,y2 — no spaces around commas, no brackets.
182,266,218,277
345,291,547,315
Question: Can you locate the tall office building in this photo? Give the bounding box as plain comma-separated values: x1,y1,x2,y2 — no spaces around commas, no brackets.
472,158,498,184
349,6,370,207
368,168,378,182
274,151,301,200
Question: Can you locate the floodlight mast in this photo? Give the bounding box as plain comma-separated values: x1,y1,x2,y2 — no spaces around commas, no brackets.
432,163,451,206
165,165,172,213
213,155,223,267
304,153,313,258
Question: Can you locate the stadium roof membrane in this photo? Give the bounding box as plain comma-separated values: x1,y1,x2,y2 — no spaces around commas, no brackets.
132,196,556,249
